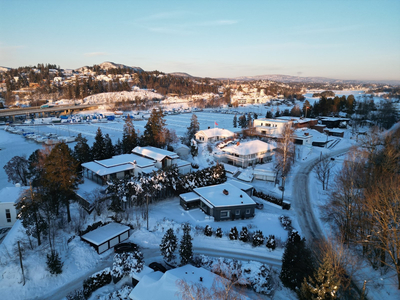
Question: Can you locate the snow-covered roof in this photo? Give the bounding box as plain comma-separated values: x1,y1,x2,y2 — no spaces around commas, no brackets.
196,128,235,138
194,183,256,208
141,166,159,174
81,223,130,246
0,186,28,204
129,265,221,300
81,154,155,176
255,118,290,124
132,146,179,161
179,192,200,202
173,159,191,167
254,163,276,173
227,179,254,191
221,163,239,175
222,140,275,156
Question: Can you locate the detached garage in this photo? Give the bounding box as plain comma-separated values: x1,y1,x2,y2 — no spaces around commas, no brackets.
81,223,130,254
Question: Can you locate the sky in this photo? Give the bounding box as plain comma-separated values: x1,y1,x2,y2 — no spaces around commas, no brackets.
1,0,399,81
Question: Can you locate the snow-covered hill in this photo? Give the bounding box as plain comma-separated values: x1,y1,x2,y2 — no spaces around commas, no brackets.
76,61,143,73
0,66,10,72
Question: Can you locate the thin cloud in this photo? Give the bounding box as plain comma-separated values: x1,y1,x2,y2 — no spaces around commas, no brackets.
196,19,238,26
84,52,110,57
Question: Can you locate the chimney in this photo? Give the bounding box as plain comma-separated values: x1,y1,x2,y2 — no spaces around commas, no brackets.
200,277,203,282
223,189,229,195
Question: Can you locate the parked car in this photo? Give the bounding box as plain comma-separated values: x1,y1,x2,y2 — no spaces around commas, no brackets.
114,242,139,253
149,262,167,273
255,201,264,209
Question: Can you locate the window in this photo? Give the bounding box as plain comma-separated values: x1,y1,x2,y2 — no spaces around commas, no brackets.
220,210,230,218
5,209,11,223
235,209,240,216
246,209,250,214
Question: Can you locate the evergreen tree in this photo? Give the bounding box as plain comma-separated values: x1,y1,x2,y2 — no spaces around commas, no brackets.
229,227,239,240
239,227,249,242
122,116,138,153
179,223,193,265
112,251,144,279
215,227,223,238
283,109,290,116
280,230,315,291
103,133,114,159
46,250,63,275
190,139,198,157
266,235,276,250
300,252,341,300
160,228,178,262
266,111,273,118
73,133,92,167
239,114,247,128
183,114,200,147
114,138,123,155
233,114,238,128
92,128,106,161
252,230,264,246
142,108,167,147
246,113,253,127
275,110,281,118
254,113,258,119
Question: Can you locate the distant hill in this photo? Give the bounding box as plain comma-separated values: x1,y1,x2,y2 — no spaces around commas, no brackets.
168,72,194,78
227,74,344,83
0,66,10,72
76,61,143,73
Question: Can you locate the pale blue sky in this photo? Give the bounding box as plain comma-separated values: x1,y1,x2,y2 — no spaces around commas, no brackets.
1,0,399,81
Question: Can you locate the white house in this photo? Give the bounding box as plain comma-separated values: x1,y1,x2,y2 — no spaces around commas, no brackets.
221,140,276,168
0,186,28,227
195,128,235,143
81,153,156,185
253,118,293,137
253,164,277,182
132,146,191,174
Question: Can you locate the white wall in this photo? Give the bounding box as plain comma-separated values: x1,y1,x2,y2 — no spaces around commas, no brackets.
0,203,17,227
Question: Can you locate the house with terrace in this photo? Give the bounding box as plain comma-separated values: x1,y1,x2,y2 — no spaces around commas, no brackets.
81,153,156,185
220,140,276,168
253,118,292,137
132,146,191,174
179,182,256,221
195,128,235,143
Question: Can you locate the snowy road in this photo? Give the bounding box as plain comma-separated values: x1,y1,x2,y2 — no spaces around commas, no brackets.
39,245,281,300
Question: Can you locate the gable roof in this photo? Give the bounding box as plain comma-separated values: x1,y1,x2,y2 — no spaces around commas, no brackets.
222,140,275,156
196,128,235,138
132,146,179,161
81,223,130,246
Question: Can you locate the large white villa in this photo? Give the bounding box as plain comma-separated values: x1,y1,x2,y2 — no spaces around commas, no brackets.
195,128,235,143
220,140,276,168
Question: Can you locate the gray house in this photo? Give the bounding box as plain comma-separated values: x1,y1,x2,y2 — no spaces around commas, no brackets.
179,182,256,221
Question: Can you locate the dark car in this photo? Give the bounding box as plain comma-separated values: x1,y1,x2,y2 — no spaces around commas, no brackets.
114,242,139,253
149,262,167,273
255,202,264,209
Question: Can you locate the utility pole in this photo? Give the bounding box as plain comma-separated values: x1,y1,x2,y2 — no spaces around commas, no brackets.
18,241,25,285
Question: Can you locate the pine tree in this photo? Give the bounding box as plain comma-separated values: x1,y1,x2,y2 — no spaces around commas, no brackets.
114,138,123,155
184,114,200,147
204,225,213,237
300,252,341,300
233,114,238,128
239,227,249,242
229,227,239,240
142,108,167,147
92,128,106,160
46,250,63,275
252,230,264,246
112,251,144,279
122,116,138,153
266,111,273,118
179,223,193,265
266,235,276,250
280,230,315,291
73,133,92,167
239,114,247,128
190,139,198,157
160,228,178,262
215,227,223,238
246,113,253,127
103,133,114,159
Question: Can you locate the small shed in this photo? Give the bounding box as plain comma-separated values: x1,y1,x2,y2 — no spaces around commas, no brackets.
81,223,130,254
253,165,276,182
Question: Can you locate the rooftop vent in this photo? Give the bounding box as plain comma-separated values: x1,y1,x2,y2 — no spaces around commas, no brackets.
200,277,203,282
240,194,243,198
223,189,229,195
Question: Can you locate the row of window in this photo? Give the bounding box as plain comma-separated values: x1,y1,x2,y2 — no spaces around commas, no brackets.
220,208,251,218
6,209,11,223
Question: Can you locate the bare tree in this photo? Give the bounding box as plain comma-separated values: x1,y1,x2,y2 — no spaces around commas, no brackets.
314,154,335,190
3,155,30,186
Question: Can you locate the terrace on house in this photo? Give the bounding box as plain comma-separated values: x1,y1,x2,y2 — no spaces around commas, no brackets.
195,128,235,143
132,146,191,174
220,140,276,168
179,182,256,221
253,118,292,137
81,153,156,185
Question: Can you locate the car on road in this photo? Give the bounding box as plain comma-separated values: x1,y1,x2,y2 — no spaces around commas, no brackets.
149,262,167,273
114,242,139,253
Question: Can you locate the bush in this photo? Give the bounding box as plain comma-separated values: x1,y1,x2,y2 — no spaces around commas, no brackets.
215,227,223,238
46,250,63,275
239,227,249,243
279,215,292,230
253,190,281,206
204,225,213,237
252,230,264,247
266,235,276,250
83,267,112,298
229,227,239,240
96,285,133,300
191,163,199,169
66,289,85,300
